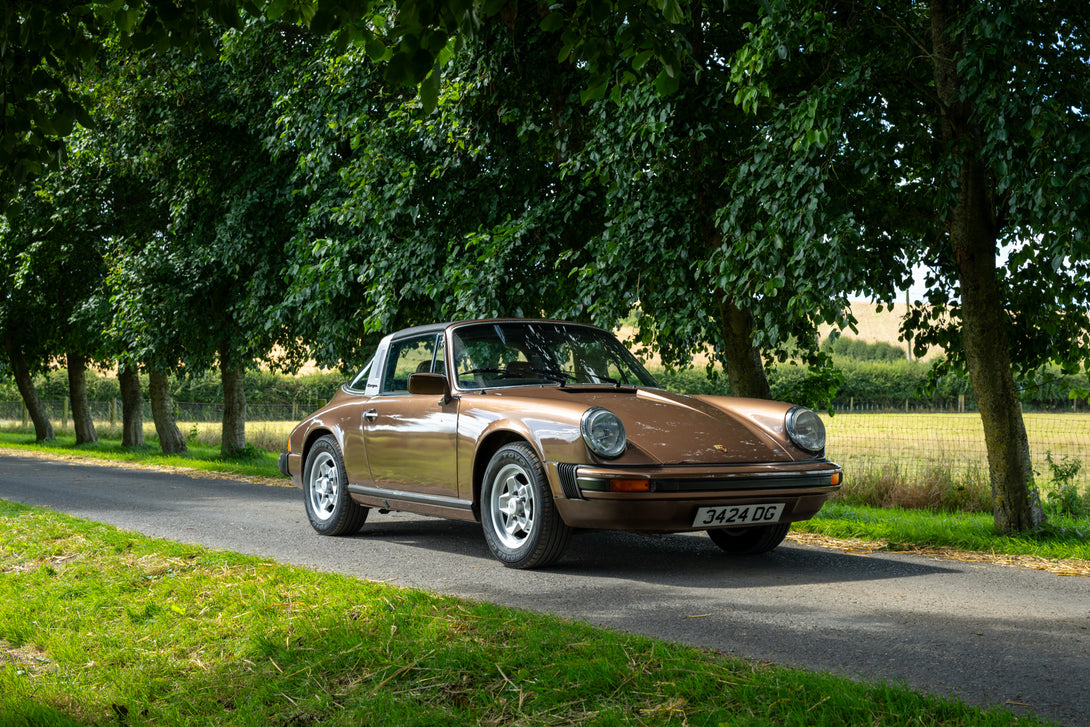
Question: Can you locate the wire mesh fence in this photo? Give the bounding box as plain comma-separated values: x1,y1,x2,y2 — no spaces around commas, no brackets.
0,400,324,426
821,412,1089,491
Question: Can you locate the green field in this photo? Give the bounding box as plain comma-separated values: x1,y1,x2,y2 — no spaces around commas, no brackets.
818,413,1089,514
7,410,1086,503
3,410,1088,514
822,412,1087,480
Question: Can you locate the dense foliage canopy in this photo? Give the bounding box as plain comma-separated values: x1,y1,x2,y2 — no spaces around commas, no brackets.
2,0,1087,530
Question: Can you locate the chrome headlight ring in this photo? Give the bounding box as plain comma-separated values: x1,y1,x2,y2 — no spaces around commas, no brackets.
785,406,826,453
581,407,627,459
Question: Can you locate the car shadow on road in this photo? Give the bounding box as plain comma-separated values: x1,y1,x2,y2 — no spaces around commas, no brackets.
353,514,954,588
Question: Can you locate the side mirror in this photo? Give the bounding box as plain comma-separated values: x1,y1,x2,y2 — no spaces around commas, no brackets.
408,372,452,403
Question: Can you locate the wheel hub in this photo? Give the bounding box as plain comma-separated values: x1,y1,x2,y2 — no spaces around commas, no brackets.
493,464,535,547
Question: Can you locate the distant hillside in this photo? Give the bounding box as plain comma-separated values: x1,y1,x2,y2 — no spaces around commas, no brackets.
821,302,942,361
623,303,941,368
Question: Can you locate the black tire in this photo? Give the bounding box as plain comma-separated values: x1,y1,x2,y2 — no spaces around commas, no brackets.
707,522,790,555
303,435,368,536
481,442,571,569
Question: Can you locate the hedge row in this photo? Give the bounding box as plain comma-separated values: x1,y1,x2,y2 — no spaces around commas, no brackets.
0,369,346,410
655,358,1087,410
1,358,1086,411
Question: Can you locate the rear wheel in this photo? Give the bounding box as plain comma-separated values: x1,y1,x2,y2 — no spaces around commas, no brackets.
303,435,368,535
707,522,790,555
481,442,570,569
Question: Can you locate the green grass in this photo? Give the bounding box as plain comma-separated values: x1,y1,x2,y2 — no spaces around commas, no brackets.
796,504,1090,562
0,500,1052,726
0,430,284,481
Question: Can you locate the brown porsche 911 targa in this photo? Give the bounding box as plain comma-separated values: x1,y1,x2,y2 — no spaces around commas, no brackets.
280,319,842,568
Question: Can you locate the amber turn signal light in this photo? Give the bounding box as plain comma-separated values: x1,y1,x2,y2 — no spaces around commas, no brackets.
609,478,652,492
831,472,842,486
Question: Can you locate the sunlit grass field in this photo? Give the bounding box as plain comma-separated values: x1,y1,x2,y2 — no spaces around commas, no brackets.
823,412,1086,478
3,412,1088,506
820,412,1089,512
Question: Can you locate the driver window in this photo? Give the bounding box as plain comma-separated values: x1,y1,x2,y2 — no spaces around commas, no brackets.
382,335,438,393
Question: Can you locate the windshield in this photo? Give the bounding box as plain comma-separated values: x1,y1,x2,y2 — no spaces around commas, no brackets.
451,322,659,390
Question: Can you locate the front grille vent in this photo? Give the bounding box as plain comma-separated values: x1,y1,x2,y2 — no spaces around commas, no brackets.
557,463,582,500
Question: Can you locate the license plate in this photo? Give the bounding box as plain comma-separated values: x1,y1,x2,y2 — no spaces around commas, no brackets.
693,503,785,528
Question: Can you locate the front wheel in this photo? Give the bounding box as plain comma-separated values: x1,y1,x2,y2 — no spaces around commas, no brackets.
481,442,570,569
303,435,368,536
707,522,790,555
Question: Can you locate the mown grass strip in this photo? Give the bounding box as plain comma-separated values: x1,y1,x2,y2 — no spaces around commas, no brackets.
795,504,1090,563
0,431,284,481
0,500,1049,726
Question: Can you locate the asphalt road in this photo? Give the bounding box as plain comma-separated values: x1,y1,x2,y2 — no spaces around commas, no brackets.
2,453,1088,726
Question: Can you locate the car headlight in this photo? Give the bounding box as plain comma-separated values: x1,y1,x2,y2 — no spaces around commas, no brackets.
581,407,626,458
785,406,826,453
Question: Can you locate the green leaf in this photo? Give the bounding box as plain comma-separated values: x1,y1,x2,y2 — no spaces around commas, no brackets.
580,82,609,104
662,0,684,24
366,35,389,62
653,68,679,96
540,9,565,32
632,49,654,70
419,70,440,115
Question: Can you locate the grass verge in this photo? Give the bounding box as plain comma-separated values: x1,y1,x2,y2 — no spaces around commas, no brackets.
0,430,283,481
795,504,1090,564
0,500,1050,726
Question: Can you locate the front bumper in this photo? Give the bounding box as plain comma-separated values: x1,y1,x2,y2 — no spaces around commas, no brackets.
279,451,304,484
548,461,841,531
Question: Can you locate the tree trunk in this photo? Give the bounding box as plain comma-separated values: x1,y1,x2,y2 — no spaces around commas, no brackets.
66,352,98,445
220,346,247,458
149,369,187,454
930,0,1045,531
716,294,772,399
118,363,145,448
3,333,54,442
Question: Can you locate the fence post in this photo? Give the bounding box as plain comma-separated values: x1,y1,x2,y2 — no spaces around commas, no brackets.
850,397,854,413
62,398,69,430
22,401,28,428
110,398,117,427
958,394,965,413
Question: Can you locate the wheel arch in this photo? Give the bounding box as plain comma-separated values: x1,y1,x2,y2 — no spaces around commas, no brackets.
472,430,535,516
300,426,341,468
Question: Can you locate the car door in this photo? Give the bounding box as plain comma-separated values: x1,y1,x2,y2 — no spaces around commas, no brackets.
362,333,460,501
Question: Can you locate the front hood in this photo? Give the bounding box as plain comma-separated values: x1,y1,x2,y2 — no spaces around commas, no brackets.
481,385,798,465
612,388,796,464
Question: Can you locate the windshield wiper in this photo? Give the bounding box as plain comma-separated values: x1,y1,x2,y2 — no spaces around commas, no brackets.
464,367,552,379
462,366,575,386
528,368,576,386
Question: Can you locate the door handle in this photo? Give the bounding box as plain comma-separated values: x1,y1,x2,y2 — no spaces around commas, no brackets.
364,408,378,422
